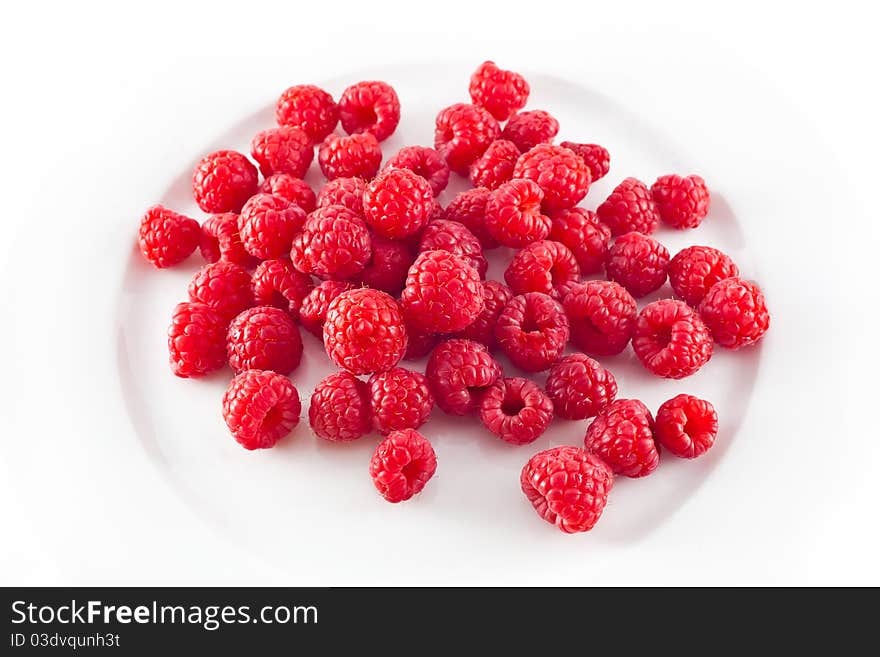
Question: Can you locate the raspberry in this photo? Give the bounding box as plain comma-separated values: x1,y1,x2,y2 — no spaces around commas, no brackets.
605,232,670,298
358,234,414,295
318,132,382,180
238,193,307,260
668,245,739,307
485,179,551,248
368,367,434,435
479,377,553,445
512,143,590,212
453,280,514,349
290,205,372,280
469,139,519,190
504,240,579,300
167,302,227,378
698,277,770,349
562,280,637,357
442,187,498,249
251,126,313,179
316,176,366,215
222,370,301,450
258,174,316,212
338,80,401,142
403,322,440,361
400,250,485,333
323,288,407,375
369,429,437,503
418,220,488,278
545,354,617,420
584,399,658,478
434,103,501,174
363,168,435,240
501,110,559,152
187,260,253,321
251,259,314,316
138,205,200,268
596,177,660,236
227,306,303,375
275,84,338,143
520,446,613,533
309,371,371,442
384,145,450,196
192,150,258,214
425,339,502,415
632,299,713,379
199,212,257,267
654,394,718,458
468,60,530,121
651,174,710,229
548,207,610,275
495,292,569,372
560,142,610,183
298,280,355,337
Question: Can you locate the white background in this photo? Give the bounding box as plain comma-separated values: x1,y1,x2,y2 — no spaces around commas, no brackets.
1,0,878,585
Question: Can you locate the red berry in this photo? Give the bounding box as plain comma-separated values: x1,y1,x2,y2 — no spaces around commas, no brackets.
434,103,501,174
668,245,739,307
250,126,313,179
276,84,338,143
403,322,441,361
227,306,303,375
358,234,415,295
368,367,434,435
560,142,610,183
400,250,485,333
222,370,301,450
480,377,553,445
545,353,617,420
654,394,718,458
338,80,401,142
521,446,613,533
562,280,637,357
199,212,257,267
290,205,372,280
238,193,307,260
485,179,551,248
469,139,520,190
425,339,502,415
504,240,580,300
469,60,530,121
251,259,314,316
495,292,570,372
384,145,450,196
512,143,591,212
632,299,713,379
651,174,710,229
363,168,435,240
258,174,316,212
309,371,371,442
316,176,367,215
167,302,227,378
138,205,200,268
596,177,660,236
698,277,770,349
369,429,437,503
187,260,253,321
298,280,355,338
501,110,559,152
192,150,258,214
606,232,671,298
453,280,514,349
585,399,658,478
318,132,382,180
418,219,488,279
548,207,610,275
442,187,498,249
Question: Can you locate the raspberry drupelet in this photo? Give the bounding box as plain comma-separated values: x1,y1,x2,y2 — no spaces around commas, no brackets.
584,399,659,478
222,370,301,450
226,306,303,376
425,339,502,416
309,371,372,442
495,292,570,372
369,429,438,503
368,367,434,435
631,299,713,379
545,353,618,420
479,377,554,445
504,240,580,300
654,394,718,458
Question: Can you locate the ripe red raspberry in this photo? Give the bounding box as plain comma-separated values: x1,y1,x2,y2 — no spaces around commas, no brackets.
316,176,366,215
453,280,513,349
318,133,382,180
545,354,617,420
512,143,591,212
434,103,501,174
323,288,407,375
668,245,739,307
562,280,637,357
222,370,301,450
655,394,718,458
606,232,670,298
501,110,559,152
418,219,487,278
504,240,580,300
258,174,316,212
698,277,770,349
138,205,200,268
238,193,307,260
479,377,553,445
403,322,440,361
469,139,519,190
468,60,530,121
369,429,437,503
192,150,258,214
597,177,660,236
187,260,253,321
384,145,450,196
250,126,313,179
199,212,257,267
442,187,497,249
309,371,371,442
338,80,401,142
651,174,710,229
425,339,502,415
549,207,610,275
358,234,414,295
298,280,355,337
167,302,227,378
400,250,485,333
560,142,610,183
363,168,435,240
632,299,713,378
585,399,658,478
276,84,338,143
290,205,372,280
251,259,313,316
485,179,551,248
495,292,570,372
227,306,303,375
521,446,613,533
368,367,434,435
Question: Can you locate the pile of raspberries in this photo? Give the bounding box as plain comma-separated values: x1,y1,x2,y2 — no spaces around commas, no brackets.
138,61,770,534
